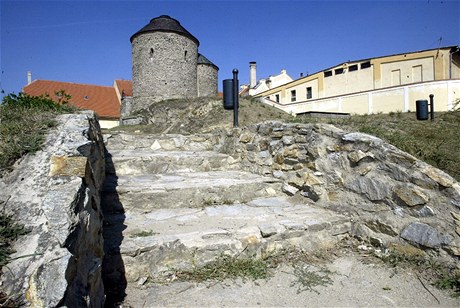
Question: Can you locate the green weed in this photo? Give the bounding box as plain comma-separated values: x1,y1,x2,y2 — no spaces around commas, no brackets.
0,212,29,267
130,230,158,237
290,265,335,294
375,244,460,297
174,255,270,282
0,92,75,175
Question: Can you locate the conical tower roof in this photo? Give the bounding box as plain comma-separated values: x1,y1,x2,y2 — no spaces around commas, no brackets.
130,15,200,46
197,53,219,70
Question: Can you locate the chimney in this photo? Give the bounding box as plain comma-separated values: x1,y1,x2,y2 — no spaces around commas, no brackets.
249,62,257,88
27,71,32,85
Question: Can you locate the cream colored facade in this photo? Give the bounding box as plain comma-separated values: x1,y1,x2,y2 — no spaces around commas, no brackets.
99,119,120,129
256,46,460,114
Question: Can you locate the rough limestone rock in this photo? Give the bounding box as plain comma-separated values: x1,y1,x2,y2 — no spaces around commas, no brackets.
393,184,429,207
400,222,453,248
4,114,460,305
0,111,106,307
210,121,460,258
345,176,390,201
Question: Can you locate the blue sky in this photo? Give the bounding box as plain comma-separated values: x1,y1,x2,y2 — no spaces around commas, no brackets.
1,0,459,98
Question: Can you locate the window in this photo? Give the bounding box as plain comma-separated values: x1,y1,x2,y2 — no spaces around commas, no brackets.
391,69,401,86
275,94,280,103
324,71,332,77
335,68,344,75
149,48,154,62
184,50,188,61
412,65,422,83
290,90,296,102
306,87,312,99
349,64,358,72
361,61,371,69
84,95,89,100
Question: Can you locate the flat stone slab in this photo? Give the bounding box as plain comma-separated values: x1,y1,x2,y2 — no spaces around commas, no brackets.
118,196,347,237
104,196,351,282
108,149,238,175
106,171,279,193
102,171,283,210
105,132,215,151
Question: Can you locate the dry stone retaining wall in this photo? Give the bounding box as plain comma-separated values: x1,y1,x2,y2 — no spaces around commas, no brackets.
213,121,460,258
0,111,106,307
2,116,460,306
105,121,460,258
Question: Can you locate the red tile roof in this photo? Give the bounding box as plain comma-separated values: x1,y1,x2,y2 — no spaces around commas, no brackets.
114,79,133,97
23,80,120,119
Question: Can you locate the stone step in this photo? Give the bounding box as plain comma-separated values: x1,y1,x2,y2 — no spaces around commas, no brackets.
101,171,282,211
106,149,240,175
103,196,351,283
104,132,217,152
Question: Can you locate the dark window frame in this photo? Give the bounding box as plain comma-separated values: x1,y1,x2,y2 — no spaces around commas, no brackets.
290,90,296,102
361,61,371,69
349,64,358,72
306,87,312,99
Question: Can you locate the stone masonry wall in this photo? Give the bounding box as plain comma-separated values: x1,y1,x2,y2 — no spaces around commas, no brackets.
213,121,460,258
131,32,198,112
104,122,460,259
0,111,106,307
197,63,218,97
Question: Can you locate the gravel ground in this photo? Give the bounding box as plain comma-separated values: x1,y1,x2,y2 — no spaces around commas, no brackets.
122,254,459,307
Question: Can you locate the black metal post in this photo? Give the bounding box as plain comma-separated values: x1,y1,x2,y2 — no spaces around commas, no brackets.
429,94,434,121
232,69,239,128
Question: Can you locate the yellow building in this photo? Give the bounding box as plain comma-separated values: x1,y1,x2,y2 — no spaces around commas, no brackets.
255,46,460,115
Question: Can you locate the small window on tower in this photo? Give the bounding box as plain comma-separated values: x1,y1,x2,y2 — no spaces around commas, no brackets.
149,48,154,60
184,50,188,61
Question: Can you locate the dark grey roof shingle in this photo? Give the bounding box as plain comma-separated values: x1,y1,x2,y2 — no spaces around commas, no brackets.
197,53,219,70
130,15,200,46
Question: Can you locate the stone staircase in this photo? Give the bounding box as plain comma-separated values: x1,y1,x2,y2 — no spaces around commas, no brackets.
101,131,351,303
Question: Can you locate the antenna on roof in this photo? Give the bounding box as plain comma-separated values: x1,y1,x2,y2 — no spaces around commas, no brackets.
436,36,442,58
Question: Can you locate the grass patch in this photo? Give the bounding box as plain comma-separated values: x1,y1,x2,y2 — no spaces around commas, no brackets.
172,255,271,283
0,92,75,175
130,230,158,237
